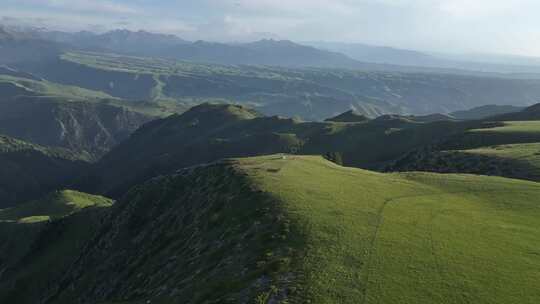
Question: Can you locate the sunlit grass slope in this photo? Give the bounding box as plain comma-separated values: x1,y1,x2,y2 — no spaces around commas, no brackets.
460,121,540,147
0,189,113,223
471,121,540,134
0,74,113,99
238,155,540,303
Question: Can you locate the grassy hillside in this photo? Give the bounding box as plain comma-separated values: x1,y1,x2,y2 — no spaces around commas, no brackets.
455,120,540,149
471,120,540,133
0,135,89,208
0,74,113,100
387,118,540,181
461,143,540,178
243,156,540,303
82,103,473,197
9,155,540,303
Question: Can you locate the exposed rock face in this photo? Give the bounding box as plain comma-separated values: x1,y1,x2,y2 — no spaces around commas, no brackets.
0,97,153,160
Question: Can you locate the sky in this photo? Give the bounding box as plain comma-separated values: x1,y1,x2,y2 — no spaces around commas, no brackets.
2,0,540,56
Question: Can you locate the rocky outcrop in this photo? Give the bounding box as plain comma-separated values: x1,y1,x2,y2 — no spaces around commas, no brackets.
0,96,154,160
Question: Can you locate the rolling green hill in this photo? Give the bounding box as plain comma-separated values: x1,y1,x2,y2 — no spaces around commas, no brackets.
387,109,540,181
81,103,474,197
4,155,540,303
460,143,540,180
241,156,540,303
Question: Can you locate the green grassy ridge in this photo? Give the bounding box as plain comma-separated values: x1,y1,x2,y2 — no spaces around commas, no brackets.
387,120,540,181
0,189,113,223
385,147,539,181
460,143,540,180
0,74,113,100
471,121,540,134
452,121,540,149
238,155,540,303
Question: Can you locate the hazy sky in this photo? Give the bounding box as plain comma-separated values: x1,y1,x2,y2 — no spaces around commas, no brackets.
2,0,540,56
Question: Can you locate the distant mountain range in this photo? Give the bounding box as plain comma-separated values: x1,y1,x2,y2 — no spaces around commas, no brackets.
37,29,190,55
450,105,525,120
307,41,442,67
25,28,363,68
307,41,540,75
2,26,540,76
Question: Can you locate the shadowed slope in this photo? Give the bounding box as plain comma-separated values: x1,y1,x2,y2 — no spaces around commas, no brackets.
0,135,89,208
0,190,113,302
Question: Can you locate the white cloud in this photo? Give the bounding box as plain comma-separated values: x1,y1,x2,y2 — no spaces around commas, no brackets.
3,0,540,56
21,0,140,15
437,0,536,18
